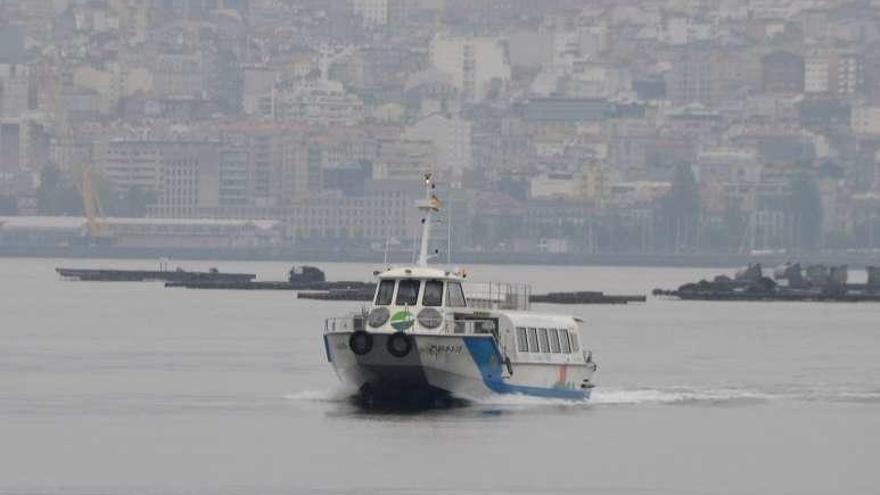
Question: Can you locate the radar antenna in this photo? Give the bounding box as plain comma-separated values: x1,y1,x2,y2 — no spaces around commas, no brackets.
416,173,441,267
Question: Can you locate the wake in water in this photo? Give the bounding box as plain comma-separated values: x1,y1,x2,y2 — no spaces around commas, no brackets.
285,385,880,410
591,387,773,406
283,388,351,403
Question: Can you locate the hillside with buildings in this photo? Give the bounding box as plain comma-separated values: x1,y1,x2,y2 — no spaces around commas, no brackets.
1,0,880,262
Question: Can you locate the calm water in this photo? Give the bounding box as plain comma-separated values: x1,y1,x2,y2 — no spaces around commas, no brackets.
1,257,879,494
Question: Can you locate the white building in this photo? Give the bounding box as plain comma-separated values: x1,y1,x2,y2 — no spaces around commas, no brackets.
430,35,510,102
851,106,880,136
833,53,861,95
404,114,472,180
549,26,609,69
241,65,279,116
0,64,29,118
276,80,364,125
660,16,715,46
530,174,579,199
695,149,763,185
104,140,163,192
804,53,829,93
748,0,795,20
73,62,153,114
353,0,389,26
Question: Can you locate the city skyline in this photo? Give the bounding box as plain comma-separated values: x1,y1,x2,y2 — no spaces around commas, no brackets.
1,0,880,260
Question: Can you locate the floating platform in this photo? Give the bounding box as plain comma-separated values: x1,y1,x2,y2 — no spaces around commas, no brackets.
164,265,372,292
296,289,645,304
529,291,646,304
297,289,374,301
655,262,880,302
166,280,374,290
158,264,644,305
56,267,256,283
653,288,880,302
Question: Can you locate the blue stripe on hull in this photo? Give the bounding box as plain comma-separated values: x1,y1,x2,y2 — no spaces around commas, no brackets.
463,337,590,401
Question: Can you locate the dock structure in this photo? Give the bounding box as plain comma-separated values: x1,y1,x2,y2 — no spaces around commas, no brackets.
56,267,255,283
654,263,880,302
530,291,646,304
167,266,642,306
298,289,374,301
164,265,373,292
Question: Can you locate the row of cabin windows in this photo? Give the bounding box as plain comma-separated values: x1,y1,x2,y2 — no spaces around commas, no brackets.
515,327,579,355
375,279,467,308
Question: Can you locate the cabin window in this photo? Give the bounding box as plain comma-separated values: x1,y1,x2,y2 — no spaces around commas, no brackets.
396,279,420,306
453,321,465,334
422,280,444,306
516,327,528,352
559,329,572,353
375,280,395,305
474,320,497,337
527,327,539,352
548,328,561,353
446,282,467,307
570,331,580,352
538,328,550,353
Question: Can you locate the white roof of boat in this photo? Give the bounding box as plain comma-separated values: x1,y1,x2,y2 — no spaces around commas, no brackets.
377,266,464,280
501,311,578,328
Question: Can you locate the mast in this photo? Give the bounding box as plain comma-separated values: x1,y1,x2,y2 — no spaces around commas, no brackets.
416,173,440,267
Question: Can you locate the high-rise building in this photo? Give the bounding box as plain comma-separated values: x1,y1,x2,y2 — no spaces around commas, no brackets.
430,35,511,102
0,63,29,118
352,0,388,26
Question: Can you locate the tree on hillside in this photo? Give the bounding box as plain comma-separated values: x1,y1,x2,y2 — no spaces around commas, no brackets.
37,164,83,215
657,163,702,253
788,172,823,252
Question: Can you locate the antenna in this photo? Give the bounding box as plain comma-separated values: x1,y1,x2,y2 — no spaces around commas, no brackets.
411,228,418,265
415,173,440,267
447,204,452,266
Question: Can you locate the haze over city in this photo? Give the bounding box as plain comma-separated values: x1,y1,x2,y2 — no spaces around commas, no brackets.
1,0,879,264
3,3,880,495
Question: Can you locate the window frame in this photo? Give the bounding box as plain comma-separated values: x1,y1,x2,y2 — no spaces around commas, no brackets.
559,329,572,353
527,327,539,352
395,279,421,306
375,279,395,306
548,328,561,353
516,327,528,352
570,331,580,352
538,328,550,353
446,281,467,307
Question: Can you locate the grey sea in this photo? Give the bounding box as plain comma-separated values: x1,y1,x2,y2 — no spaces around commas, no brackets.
1,257,879,494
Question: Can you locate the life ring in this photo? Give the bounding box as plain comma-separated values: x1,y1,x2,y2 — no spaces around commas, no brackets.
386,332,413,358
349,331,374,356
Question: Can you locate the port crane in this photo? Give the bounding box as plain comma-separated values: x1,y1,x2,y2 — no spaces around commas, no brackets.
75,164,112,242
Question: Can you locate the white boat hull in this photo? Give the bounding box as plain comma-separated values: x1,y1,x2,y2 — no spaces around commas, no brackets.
324,332,595,405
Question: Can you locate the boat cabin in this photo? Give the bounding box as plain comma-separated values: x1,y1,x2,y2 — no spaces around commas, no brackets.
360,267,469,334
360,267,587,364
372,267,468,311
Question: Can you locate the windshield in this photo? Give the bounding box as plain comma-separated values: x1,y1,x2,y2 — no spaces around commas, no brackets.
446,282,466,307
395,279,420,306
422,280,443,306
375,280,395,305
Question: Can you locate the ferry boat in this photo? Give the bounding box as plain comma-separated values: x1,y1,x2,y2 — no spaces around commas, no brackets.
322,174,598,406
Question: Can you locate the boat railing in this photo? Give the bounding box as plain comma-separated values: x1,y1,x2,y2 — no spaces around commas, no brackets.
464,282,531,311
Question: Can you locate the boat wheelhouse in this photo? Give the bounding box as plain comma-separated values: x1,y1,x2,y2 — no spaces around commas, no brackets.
323,174,597,406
